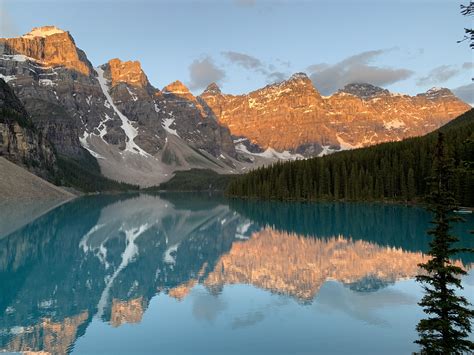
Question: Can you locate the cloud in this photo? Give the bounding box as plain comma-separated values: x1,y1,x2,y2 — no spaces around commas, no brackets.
188,56,226,91
306,63,329,73
266,71,286,82
314,281,417,326
276,58,291,68
452,83,474,105
416,65,460,86
231,311,265,329
222,50,289,84
222,51,263,70
462,62,473,70
191,291,227,323
307,49,413,95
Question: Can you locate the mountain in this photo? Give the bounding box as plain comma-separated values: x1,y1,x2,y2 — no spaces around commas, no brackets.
0,28,279,187
0,78,56,179
226,109,474,207
0,26,470,188
200,75,470,156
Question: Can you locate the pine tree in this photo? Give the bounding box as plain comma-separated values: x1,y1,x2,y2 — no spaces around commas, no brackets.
415,133,474,354
408,167,416,201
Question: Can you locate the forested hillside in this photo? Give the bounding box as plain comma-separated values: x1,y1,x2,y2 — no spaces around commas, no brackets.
226,109,474,206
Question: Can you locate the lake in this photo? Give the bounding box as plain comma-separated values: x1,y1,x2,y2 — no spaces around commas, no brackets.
1,193,473,354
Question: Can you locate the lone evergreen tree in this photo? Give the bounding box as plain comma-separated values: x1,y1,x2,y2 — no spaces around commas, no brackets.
415,132,474,354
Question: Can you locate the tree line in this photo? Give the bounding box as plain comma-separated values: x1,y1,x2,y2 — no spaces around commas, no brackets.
226,109,474,207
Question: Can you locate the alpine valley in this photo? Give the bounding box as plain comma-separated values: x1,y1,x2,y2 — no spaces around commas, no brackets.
0,26,471,188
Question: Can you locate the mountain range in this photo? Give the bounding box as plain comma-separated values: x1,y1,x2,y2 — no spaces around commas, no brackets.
0,26,470,188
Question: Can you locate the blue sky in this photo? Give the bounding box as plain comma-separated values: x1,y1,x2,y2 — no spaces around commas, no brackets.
1,0,472,102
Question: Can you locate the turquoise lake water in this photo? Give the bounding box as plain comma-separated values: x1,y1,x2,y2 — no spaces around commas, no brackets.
0,193,473,354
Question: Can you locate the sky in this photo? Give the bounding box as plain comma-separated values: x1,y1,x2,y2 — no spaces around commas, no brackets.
0,0,473,103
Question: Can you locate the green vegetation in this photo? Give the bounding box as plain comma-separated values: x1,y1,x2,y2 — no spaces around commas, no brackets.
226,109,474,206
153,169,237,192
460,1,474,49
57,153,139,192
415,133,474,354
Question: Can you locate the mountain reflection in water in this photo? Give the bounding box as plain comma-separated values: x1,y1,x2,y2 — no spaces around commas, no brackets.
0,193,473,354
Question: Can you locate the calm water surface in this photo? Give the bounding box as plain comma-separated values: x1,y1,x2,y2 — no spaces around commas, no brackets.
0,193,473,354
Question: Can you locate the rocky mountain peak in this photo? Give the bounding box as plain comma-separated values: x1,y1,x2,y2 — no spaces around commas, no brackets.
161,80,202,112
0,25,93,76
202,82,222,95
22,26,67,39
339,83,390,100
260,72,317,96
273,72,318,95
106,58,151,89
288,72,311,82
163,81,192,95
420,87,455,100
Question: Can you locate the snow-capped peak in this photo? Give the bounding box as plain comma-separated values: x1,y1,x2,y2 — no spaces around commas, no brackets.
423,87,454,99
23,26,66,39
426,87,445,93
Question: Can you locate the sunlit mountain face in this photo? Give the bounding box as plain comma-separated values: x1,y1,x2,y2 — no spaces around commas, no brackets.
1,194,473,354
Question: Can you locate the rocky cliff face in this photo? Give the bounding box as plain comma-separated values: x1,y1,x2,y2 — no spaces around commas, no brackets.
100,59,237,160
0,26,127,160
0,78,56,179
0,26,470,186
0,26,93,76
200,75,471,156
0,28,250,186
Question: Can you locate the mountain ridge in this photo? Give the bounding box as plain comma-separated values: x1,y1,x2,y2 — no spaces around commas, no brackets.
0,25,470,188
226,108,474,207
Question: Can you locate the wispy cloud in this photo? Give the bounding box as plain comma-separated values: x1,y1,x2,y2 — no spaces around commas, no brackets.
452,83,474,105
188,56,226,91
222,50,289,84
222,51,263,70
307,49,413,95
266,71,286,82
416,65,460,86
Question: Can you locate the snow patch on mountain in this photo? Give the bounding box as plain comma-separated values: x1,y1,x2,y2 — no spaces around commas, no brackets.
79,132,105,159
236,143,302,160
23,26,66,38
0,54,29,62
0,74,16,82
95,66,150,156
126,86,138,101
318,145,339,157
162,118,179,137
39,78,56,87
337,135,361,150
258,148,303,160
